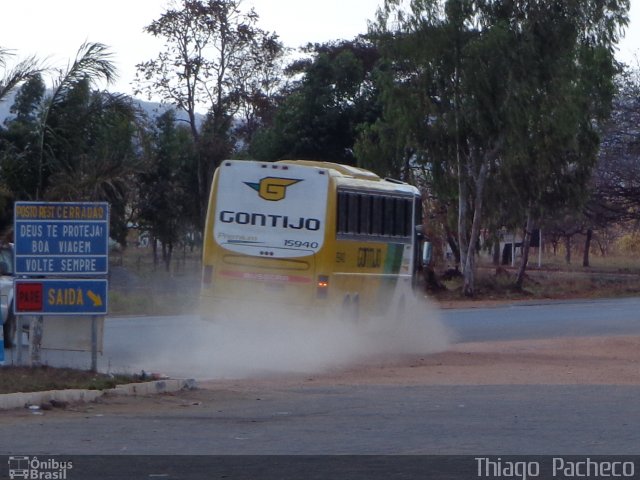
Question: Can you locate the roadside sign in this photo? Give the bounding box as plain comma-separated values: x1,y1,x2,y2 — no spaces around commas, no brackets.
14,279,108,315
14,201,109,275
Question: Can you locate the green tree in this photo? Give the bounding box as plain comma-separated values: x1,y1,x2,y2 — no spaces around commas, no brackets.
364,0,506,295
2,44,143,241
135,0,283,228
2,42,123,366
500,1,626,288
43,78,141,245
35,41,118,200
0,48,42,103
250,38,380,164
136,109,198,270
0,50,43,228
0,74,46,204
233,29,288,151
361,0,628,296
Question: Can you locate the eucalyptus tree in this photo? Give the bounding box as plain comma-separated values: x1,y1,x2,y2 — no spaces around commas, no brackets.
362,0,629,296
135,0,284,227
233,29,288,149
503,1,628,288
136,109,198,269
366,0,512,296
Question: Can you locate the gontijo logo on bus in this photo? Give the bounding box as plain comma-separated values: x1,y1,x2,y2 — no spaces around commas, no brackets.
244,177,302,201
218,211,321,231
214,164,328,257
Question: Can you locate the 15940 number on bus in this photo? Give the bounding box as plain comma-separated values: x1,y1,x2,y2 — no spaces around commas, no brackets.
284,239,319,249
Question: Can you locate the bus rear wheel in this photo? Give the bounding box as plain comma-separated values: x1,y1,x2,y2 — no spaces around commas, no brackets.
341,294,360,323
396,295,406,321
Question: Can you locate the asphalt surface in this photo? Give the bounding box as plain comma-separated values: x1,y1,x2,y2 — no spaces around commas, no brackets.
1,384,638,455
6,296,640,375
442,296,640,342
1,296,639,466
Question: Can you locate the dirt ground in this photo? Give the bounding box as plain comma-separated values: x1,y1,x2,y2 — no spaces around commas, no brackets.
194,334,640,392
1,334,638,421
194,298,640,390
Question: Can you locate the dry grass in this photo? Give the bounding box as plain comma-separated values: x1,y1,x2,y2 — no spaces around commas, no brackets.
108,246,201,315
431,253,640,304
106,248,640,311
0,366,140,394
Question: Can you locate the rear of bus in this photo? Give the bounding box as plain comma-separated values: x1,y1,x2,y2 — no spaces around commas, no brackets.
200,160,330,320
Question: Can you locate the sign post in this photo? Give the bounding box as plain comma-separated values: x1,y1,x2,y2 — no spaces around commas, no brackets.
16,315,22,366
0,308,3,365
91,315,98,372
14,201,109,370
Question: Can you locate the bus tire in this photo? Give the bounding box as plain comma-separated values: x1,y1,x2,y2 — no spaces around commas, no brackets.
3,308,16,349
341,295,351,321
341,294,360,323
352,293,360,322
396,295,406,322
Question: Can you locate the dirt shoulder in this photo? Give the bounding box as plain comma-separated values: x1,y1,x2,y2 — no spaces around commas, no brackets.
197,335,640,391
2,334,637,420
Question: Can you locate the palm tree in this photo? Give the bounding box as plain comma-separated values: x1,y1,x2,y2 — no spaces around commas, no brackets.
28,42,121,366
36,41,119,199
0,47,42,103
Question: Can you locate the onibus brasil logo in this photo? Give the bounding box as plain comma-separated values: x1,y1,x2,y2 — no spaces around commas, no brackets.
244,177,302,201
8,456,73,479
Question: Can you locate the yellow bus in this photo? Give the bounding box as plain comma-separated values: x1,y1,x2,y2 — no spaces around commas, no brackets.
200,159,427,322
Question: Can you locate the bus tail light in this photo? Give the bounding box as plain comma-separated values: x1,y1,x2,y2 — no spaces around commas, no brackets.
203,265,214,285
317,275,329,299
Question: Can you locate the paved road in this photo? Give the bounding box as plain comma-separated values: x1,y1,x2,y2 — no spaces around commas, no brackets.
442,296,640,342
1,297,640,460
0,384,638,455
8,296,640,376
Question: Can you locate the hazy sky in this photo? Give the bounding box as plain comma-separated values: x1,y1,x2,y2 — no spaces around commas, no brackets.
1,0,638,97
1,0,381,96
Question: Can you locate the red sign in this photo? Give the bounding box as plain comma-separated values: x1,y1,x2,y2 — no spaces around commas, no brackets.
15,282,43,312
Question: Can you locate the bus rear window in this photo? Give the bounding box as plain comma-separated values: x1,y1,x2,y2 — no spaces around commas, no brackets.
337,191,414,240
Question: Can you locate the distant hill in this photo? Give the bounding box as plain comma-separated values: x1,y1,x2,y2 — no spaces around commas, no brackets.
0,90,16,123
0,89,203,127
134,97,206,126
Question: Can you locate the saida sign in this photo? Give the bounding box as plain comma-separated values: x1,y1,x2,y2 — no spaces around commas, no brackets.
14,279,108,315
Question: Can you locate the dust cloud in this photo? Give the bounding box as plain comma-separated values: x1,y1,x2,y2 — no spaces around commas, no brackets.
134,293,451,380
